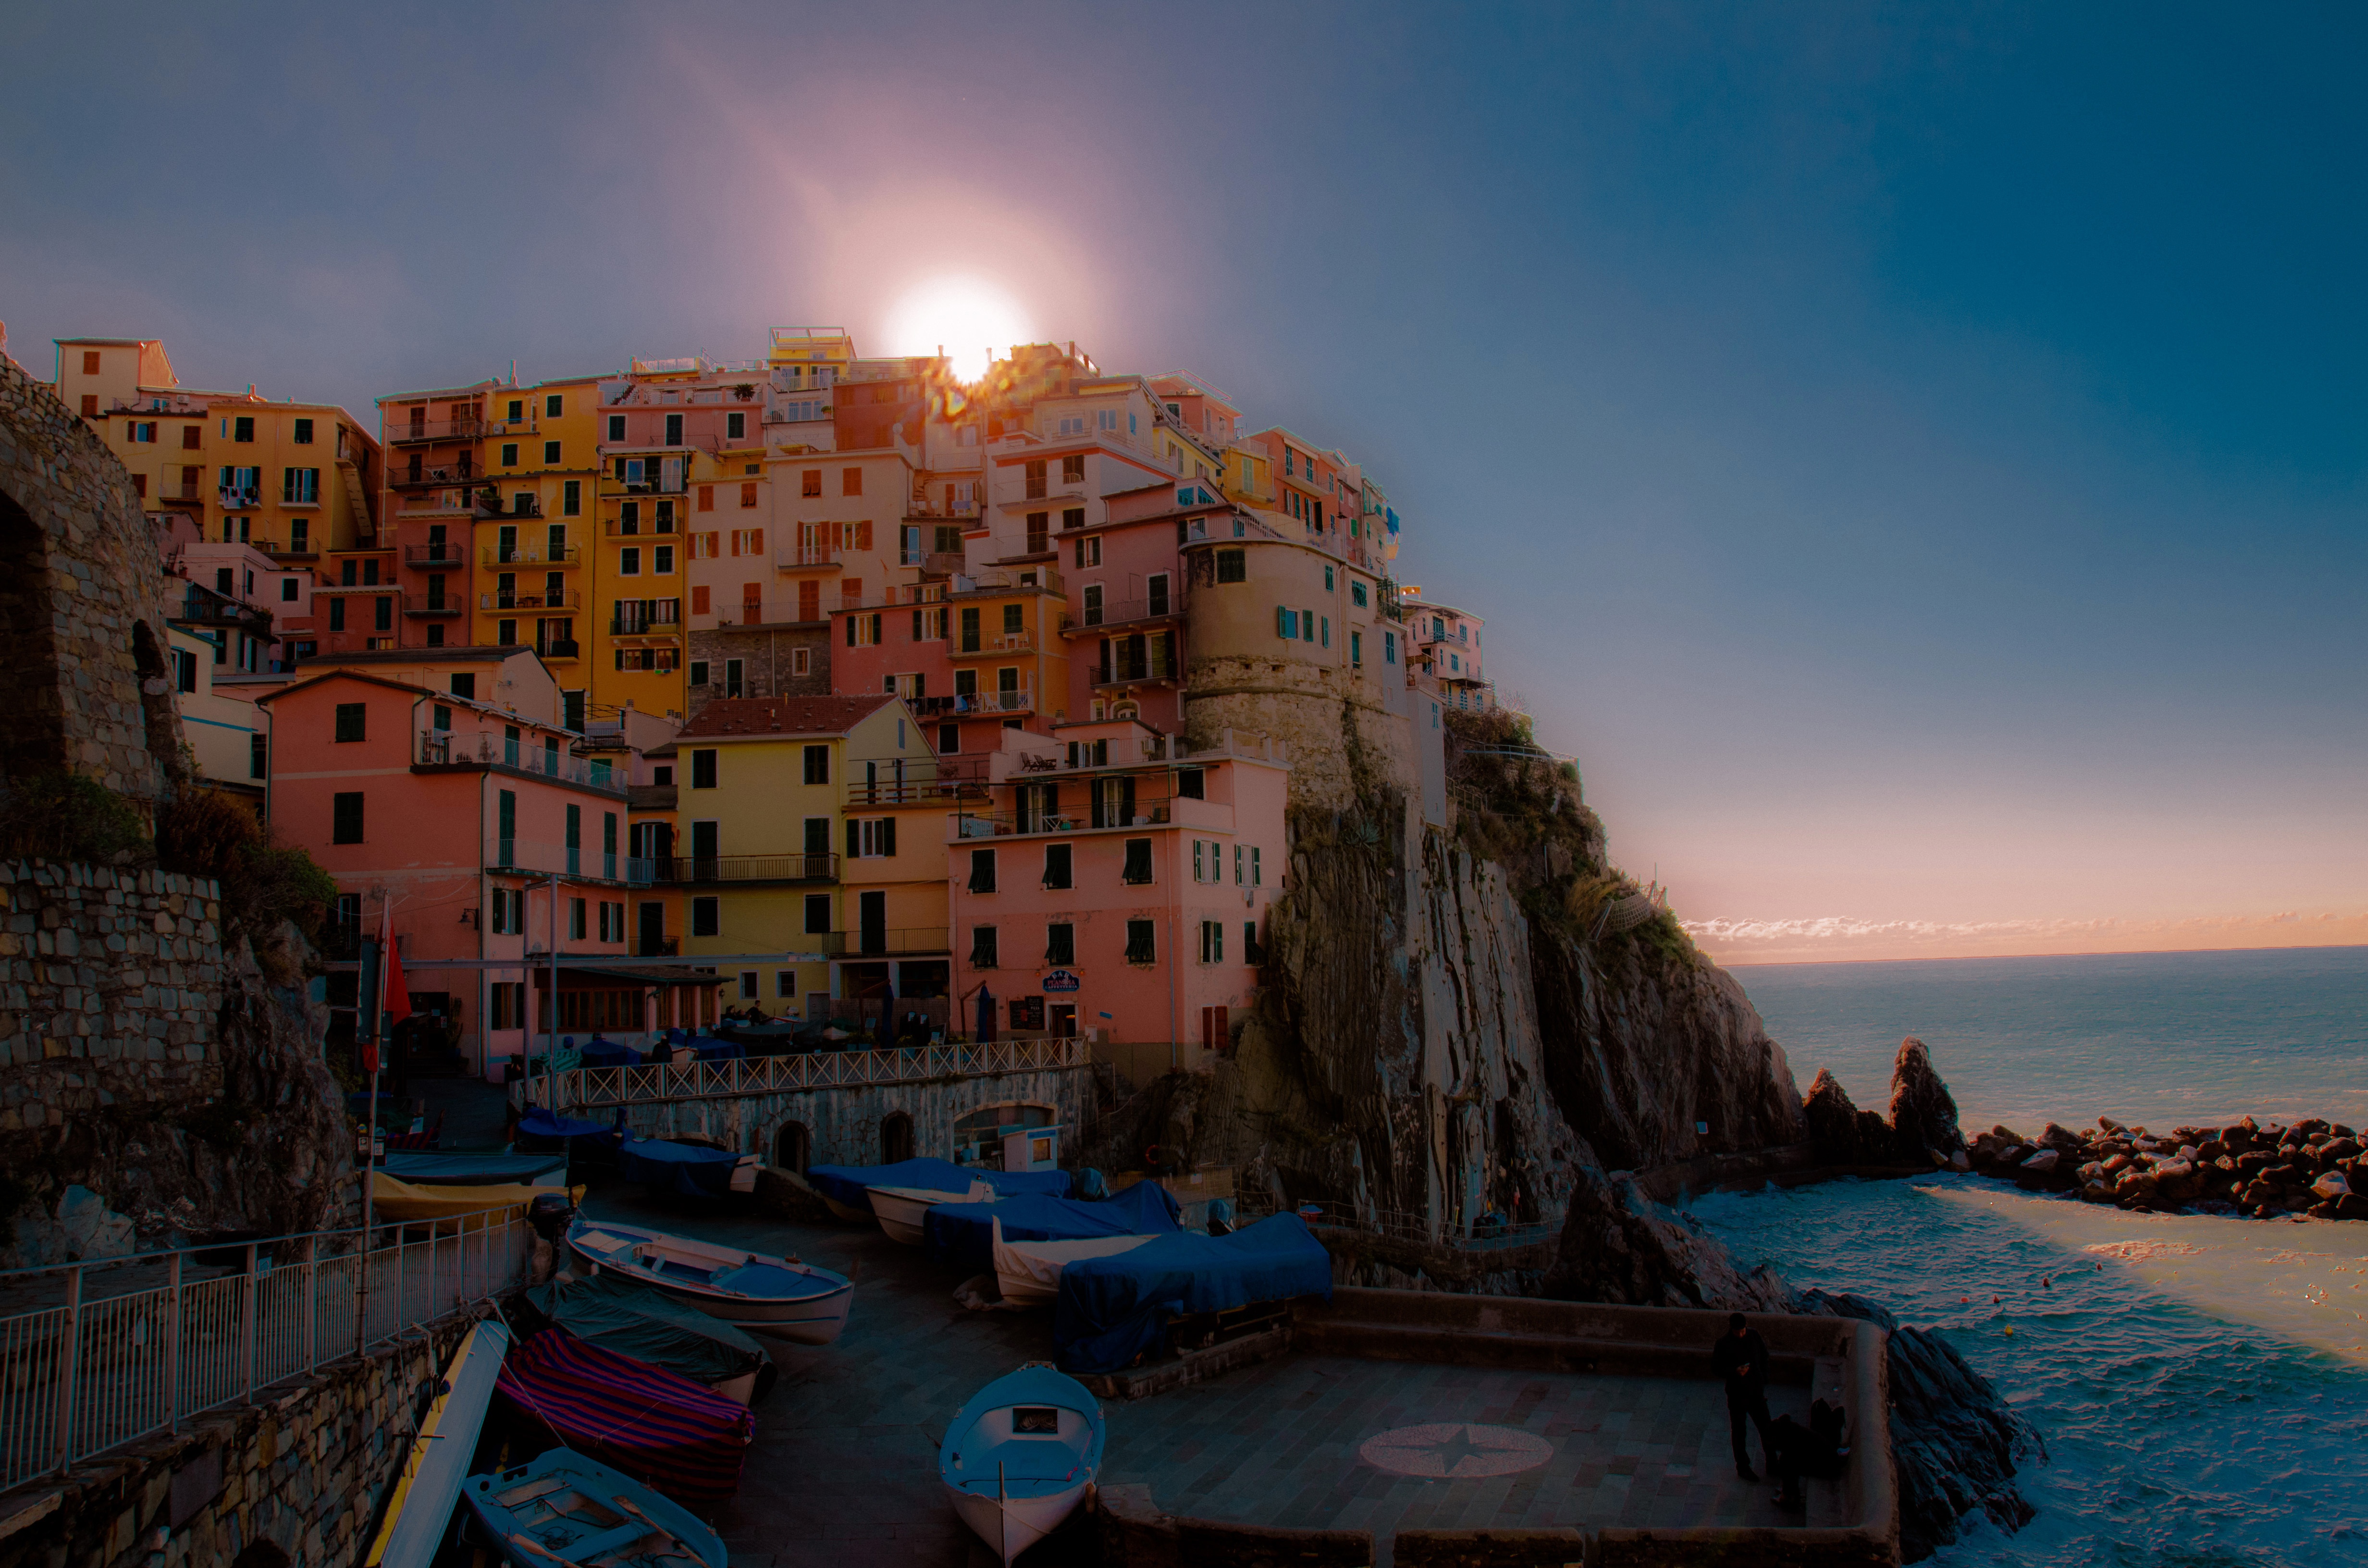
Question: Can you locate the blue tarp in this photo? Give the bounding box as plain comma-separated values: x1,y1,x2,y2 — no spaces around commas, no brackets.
804,1158,1071,1211
924,1180,1182,1274
578,1039,643,1067
384,1151,567,1185
515,1107,626,1154
618,1138,742,1199
1053,1213,1332,1375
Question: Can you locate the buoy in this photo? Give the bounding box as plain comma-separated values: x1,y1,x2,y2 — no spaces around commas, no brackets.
2004,1327,2015,1336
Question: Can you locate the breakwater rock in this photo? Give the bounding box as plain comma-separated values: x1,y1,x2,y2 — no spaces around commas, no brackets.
1970,1115,2368,1219
1802,1038,1974,1172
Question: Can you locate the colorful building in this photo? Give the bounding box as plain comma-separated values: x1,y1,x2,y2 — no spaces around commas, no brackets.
470,373,604,704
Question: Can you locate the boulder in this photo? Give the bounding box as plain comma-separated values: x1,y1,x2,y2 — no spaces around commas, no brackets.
1887,1038,1969,1163
1803,1068,1896,1166
2335,1193,2368,1222
2240,1178,2282,1210
2155,1160,2201,1202
2311,1172,2351,1201
2080,1181,2115,1203
2020,1149,2061,1175
2036,1123,2085,1154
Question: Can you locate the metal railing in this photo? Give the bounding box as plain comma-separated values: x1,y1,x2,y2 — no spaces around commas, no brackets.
516,1035,1091,1113
420,732,629,795
0,1213,534,1494
912,687,1033,717
1071,597,1176,631
481,590,583,611
842,777,985,806
402,596,464,616
773,545,845,569
490,838,650,883
391,463,479,488
403,543,469,567
484,544,584,567
648,853,838,884
952,632,1036,656
391,417,486,443
1096,651,1178,686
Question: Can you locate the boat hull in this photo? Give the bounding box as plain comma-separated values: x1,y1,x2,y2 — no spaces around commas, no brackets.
566,1222,855,1347
364,1319,509,1568
938,1364,1106,1566
462,1446,727,1568
947,1480,1089,1565
868,1182,995,1246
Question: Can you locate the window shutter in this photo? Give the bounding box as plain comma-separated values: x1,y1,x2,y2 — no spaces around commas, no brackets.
846,820,859,859
1120,776,1136,824
881,816,895,857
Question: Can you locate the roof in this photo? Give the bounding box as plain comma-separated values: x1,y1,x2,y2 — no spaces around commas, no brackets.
309,645,537,666
676,694,895,741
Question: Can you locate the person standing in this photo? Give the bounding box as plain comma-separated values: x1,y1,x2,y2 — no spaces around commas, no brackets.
1711,1311,1776,1480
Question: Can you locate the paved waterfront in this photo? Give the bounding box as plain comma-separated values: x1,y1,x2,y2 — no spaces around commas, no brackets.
573,1184,1829,1567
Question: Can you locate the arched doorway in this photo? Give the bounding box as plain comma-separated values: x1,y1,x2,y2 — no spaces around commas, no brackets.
774,1120,810,1174
880,1111,913,1164
0,487,66,772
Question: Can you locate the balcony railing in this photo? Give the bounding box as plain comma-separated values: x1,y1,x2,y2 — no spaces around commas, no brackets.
394,490,500,520
1096,651,1178,686
900,550,967,575
481,590,583,611
648,853,839,885
911,686,1033,718
483,544,584,567
402,595,464,617
392,417,485,444
391,463,478,489
172,590,267,626
1070,597,1177,632
842,776,987,807
951,632,1035,657
773,545,844,569
603,517,680,536
540,640,582,661
992,476,1090,507
403,543,469,567
514,1036,1092,1115
260,538,319,560
218,488,260,511
609,610,682,636
826,927,951,957
419,730,628,794
489,838,651,883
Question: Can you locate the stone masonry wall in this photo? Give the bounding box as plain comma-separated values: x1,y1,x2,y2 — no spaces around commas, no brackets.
0,1313,473,1568
0,859,224,1134
592,1066,1089,1169
0,357,182,809
1184,652,1415,813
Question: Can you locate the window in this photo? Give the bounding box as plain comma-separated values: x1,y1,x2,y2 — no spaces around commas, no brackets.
569,898,587,941
802,745,829,784
691,897,720,936
654,545,674,574
970,926,999,968
776,970,796,999
681,749,715,790
802,469,822,497
607,414,626,441
1385,630,1397,664
1351,630,1362,666
183,425,201,450
249,732,267,780
1252,846,1262,885
740,482,758,508
544,441,561,464
501,443,519,467
665,413,683,445
1321,616,1331,648
233,416,254,443
490,982,526,1029
1324,565,1335,591
547,393,564,418
804,894,832,934
727,411,745,440
847,817,897,858
620,548,641,576
793,648,813,677
842,467,862,496
737,970,758,1000
1217,549,1246,584
968,848,996,893
1046,922,1075,966
1124,919,1156,966
1178,767,1204,800
1352,581,1369,607
332,792,363,844
1074,536,1101,569
1062,507,1085,532
1042,843,1072,889
1277,607,1298,640
698,484,715,513
81,350,100,375
1122,838,1153,884
1199,920,1225,964
333,702,366,742
1026,513,1048,553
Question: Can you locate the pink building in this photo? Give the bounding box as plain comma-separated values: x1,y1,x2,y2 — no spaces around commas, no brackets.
257,649,698,1078
945,719,1289,1083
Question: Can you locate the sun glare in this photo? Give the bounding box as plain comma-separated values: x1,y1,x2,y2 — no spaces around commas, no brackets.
883,276,1032,383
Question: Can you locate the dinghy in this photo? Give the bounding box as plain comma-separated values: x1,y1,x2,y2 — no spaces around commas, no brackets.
939,1363,1106,1565
361,1318,509,1568
867,1180,995,1246
806,1158,1072,1221
370,1171,579,1225
566,1219,853,1345
991,1217,1159,1307
461,1446,726,1568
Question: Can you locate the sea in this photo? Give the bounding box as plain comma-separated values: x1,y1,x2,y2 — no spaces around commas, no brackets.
1703,945,2368,1567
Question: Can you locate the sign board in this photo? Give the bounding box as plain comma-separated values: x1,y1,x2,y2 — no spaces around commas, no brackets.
1041,968,1082,993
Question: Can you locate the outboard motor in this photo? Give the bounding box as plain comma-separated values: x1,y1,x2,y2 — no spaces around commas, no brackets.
1206,1197,1235,1237
1074,1167,1110,1202
526,1191,576,1243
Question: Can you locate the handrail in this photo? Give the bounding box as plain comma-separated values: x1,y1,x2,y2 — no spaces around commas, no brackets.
516,1035,1092,1112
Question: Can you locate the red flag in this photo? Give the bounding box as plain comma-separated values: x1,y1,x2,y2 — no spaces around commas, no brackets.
382,938,412,1027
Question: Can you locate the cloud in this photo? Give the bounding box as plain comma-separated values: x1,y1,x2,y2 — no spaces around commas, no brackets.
1684,909,2368,964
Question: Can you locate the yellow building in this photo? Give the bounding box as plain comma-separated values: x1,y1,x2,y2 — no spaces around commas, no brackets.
671,693,936,1019
470,373,605,712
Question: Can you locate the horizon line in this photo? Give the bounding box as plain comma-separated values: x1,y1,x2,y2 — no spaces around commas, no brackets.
1717,939,2368,970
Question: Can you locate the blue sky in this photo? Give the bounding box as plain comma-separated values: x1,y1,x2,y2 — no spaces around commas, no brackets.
3,3,2359,959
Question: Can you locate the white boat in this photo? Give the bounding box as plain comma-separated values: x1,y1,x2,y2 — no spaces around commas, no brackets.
990,1215,1159,1307
868,1180,996,1246
940,1363,1106,1566
362,1318,510,1568
566,1220,854,1346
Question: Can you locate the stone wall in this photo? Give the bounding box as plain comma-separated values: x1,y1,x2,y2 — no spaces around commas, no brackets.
0,1314,473,1568
686,623,832,719
0,859,224,1133
0,357,182,809
1183,653,1414,813
576,1066,1091,1168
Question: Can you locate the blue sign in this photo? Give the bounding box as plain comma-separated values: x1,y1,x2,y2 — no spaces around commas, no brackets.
1041,969,1082,993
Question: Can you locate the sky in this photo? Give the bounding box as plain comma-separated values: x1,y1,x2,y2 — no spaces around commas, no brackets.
1,2,2360,965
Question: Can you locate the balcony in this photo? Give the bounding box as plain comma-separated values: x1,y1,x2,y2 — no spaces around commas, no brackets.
418,730,628,795
911,686,1033,718
991,475,1090,508
603,518,679,537
627,783,678,811
483,544,583,567
773,545,844,570
391,418,485,445
649,853,839,885
950,632,1036,658
1095,650,1178,688
404,542,470,568
394,490,500,521
842,775,987,807
481,590,584,611
260,538,320,562
390,463,479,490
609,609,682,637
598,472,688,498
171,588,270,628
488,837,654,884
901,549,967,575
540,640,582,662
402,595,465,617
1066,597,1179,635
637,936,680,958
218,488,261,511
827,927,951,957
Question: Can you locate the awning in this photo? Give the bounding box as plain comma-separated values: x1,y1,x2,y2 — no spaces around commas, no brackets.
529,964,725,989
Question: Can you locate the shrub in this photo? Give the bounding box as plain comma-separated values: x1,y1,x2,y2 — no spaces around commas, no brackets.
0,771,149,863
155,782,339,947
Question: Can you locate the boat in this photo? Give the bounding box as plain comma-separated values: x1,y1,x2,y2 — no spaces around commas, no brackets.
383,1151,568,1186
867,1180,996,1245
805,1157,1072,1222
493,1333,755,1505
461,1446,727,1568
931,1181,1181,1274
991,1217,1159,1308
616,1136,760,1200
566,1219,853,1346
523,1269,776,1406
939,1363,1106,1565
370,1171,580,1226
361,1318,510,1568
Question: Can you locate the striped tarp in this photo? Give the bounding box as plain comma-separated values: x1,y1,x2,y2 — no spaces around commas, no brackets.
493,1328,754,1504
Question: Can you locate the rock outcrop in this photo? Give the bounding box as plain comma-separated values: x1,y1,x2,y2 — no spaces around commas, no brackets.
1802,1067,1897,1166
1542,1169,1794,1311
1805,1291,2041,1562
1970,1113,2368,1219
1887,1037,1967,1165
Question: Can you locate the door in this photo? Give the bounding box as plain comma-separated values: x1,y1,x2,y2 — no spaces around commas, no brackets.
797,579,820,621
691,820,719,878
498,524,518,563
859,890,887,956
1048,1003,1076,1039
881,1112,913,1164
637,901,664,956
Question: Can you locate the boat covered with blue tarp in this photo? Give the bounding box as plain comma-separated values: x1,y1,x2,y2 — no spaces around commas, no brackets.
1052,1213,1332,1374
383,1151,567,1186
805,1158,1071,1212
513,1107,626,1156
617,1137,756,1199
924,1180,1182,1274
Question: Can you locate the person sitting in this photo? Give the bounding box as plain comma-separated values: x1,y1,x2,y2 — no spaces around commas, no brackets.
1768,1397,1847,1509
745,1003,771,1025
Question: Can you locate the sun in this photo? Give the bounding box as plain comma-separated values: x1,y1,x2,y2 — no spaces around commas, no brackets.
882,277,1032,383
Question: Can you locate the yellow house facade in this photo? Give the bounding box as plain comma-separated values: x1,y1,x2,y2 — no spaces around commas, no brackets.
470,373,606,714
